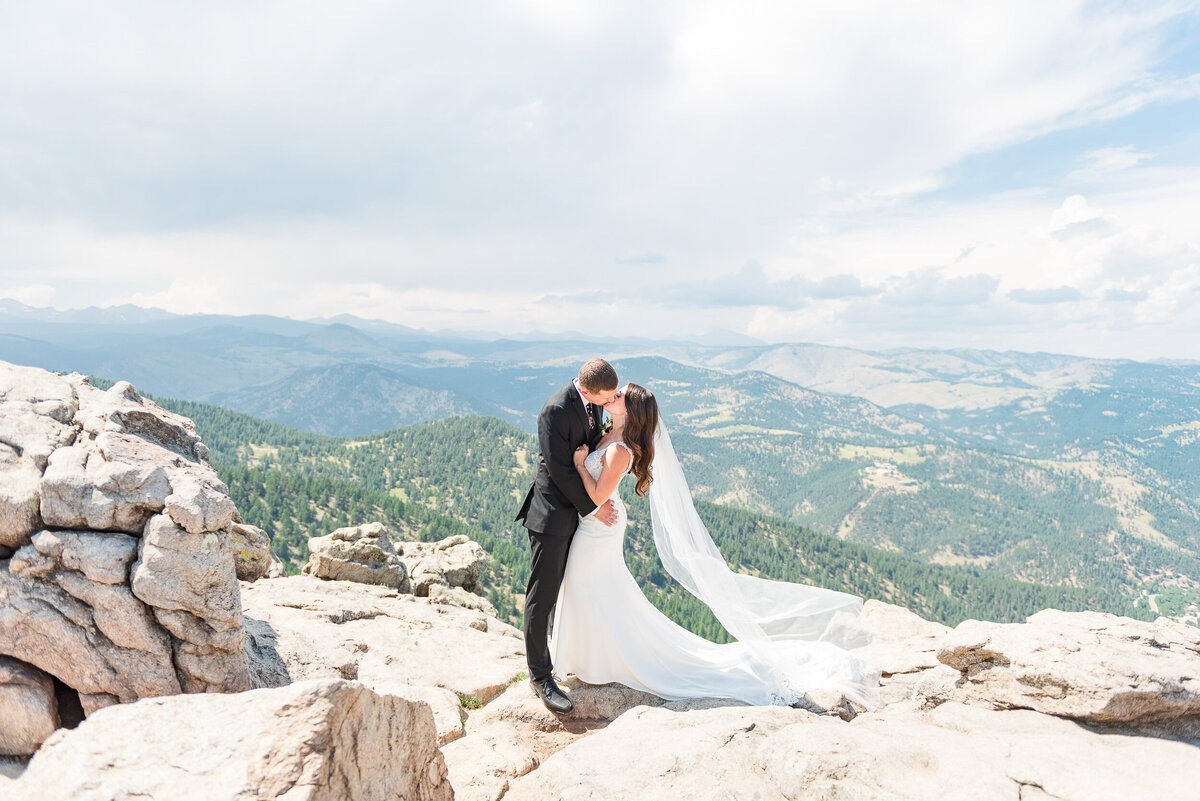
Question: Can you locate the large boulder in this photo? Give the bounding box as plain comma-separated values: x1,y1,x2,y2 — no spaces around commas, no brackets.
862,599,951,677
0,657,57,757
239,574,525,744
0,457,43,552
443,678,671,801
230,522,272,582
300,523,498,614
0,363,78,549
2,531,182,710
860,599,955,708
501,703,799,801
399,533,488,596
929,609,1200,738
303,521,410,592
266,546,287,578
0,364,253,746
38,431,173,533
11,679,452,801
497,700,1199,801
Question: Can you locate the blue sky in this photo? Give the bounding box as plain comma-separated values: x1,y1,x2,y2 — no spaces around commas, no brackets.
1,1,1198,359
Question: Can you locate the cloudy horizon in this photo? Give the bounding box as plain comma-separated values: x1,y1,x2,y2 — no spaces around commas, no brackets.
2,1,1199,360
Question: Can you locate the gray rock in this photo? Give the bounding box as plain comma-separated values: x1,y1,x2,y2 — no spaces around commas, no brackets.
910,664,965,710
12,679,453,801
0,457,43,550
373,682,467,746
239,575,525,707
266,546,286,578
0,567,182,704
131,513,243,628
70,379,210,464
230,522,272,582
762,703,1200,801
242,616,292,689
0,362,78,471
14,529,139,585
39,433,171,534
443,678,672,801
932,609,1200,735
0,362,77,423
502,703,800,801
303,521,409,591
469,676,668,733
0,363,251,742
399,534,488,595
163,474,237,536
442,723,541,801
0,656,58,757
428,583,499,617
862,598,951,676
499,700,1200,801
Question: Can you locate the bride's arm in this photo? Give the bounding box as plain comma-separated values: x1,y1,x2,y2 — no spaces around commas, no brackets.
573,444,631,506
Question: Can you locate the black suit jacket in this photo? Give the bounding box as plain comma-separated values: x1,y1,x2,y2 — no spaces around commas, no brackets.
516,383,604,536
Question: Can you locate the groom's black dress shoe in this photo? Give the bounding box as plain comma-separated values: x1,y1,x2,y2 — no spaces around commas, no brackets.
530,676,574,715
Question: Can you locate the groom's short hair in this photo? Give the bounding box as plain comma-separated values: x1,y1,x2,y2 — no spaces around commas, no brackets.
578,359,618,392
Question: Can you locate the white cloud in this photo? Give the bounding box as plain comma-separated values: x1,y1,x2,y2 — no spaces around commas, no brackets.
0,284,56,307
1068,146,1157,180
883,268,998,307
0,1,1198,359
1008,286,1085,304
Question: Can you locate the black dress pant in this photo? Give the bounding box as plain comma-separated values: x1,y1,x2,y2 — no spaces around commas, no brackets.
524,527,575,682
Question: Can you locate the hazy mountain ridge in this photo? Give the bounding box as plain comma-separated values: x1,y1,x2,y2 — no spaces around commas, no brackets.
126,389,1151,632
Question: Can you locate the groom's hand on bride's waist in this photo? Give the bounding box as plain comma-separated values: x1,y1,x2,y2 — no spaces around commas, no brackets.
592,499,618,527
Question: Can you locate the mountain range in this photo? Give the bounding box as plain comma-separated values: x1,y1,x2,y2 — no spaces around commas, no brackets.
4,300,1197,613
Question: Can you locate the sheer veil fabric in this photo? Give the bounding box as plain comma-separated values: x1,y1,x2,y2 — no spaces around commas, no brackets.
647,420,881,708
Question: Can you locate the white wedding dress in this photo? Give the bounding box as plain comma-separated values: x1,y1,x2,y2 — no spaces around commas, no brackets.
550,440,879,708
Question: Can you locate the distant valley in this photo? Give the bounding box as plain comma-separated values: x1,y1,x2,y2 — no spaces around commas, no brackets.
4,300,1198,617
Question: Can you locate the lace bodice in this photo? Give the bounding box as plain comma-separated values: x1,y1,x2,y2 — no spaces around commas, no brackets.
583,441,631,482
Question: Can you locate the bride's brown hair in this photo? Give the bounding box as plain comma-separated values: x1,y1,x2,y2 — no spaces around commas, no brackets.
622,383,658,497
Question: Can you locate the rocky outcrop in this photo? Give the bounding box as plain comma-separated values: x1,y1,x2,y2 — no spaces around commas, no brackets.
0,362,256,752
500,700,1199,801
6,560,1199,801
442,677,671,801
927,609,1200,738
860,599,955,708
303,521,410,591
303,524,498,616
15,678,453,801
239,574,526,745
440,601,1200,801
398,533,489,595
0,657,57,757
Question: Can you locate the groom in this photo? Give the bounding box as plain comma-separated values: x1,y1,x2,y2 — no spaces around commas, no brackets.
516,358,620,714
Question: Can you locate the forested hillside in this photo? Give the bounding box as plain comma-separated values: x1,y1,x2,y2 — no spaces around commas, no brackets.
125,385,1157,635
19,309,1194,604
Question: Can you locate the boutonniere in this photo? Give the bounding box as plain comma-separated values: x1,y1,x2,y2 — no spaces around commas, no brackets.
600,410,614,435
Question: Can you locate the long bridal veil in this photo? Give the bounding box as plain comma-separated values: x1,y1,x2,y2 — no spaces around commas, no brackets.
647,419,880,704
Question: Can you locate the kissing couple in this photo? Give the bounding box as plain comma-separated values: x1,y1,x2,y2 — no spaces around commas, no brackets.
516,358,880,715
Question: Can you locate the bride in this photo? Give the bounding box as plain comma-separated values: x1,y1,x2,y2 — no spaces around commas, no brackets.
550,383,880,710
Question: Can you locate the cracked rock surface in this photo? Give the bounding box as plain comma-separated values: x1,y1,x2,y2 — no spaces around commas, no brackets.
928,609,1200,738
15,678,452,801
0,361,254,754
239,574,526,745
4,566,1198,801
